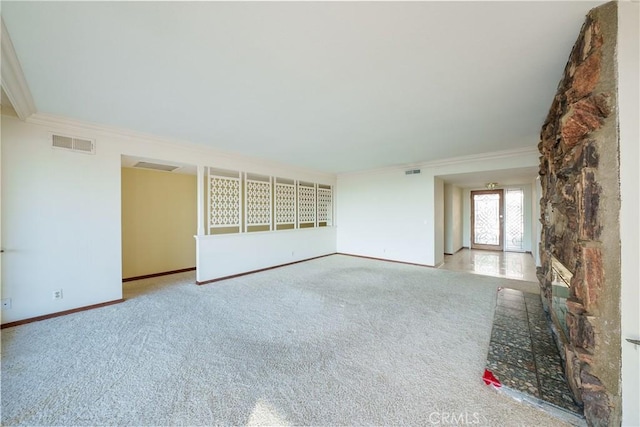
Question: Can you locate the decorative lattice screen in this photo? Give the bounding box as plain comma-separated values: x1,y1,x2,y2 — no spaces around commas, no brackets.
275,183,296,225
207,170,332,233
246,179,272,226
298,184,316,224
317,187,332,224
209,175,241,227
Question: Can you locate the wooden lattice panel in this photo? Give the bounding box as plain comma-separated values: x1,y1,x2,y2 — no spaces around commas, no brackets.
297,185,316,224
275,183,296,225
317,187,332,223
209,176,241,227
246,180,271,226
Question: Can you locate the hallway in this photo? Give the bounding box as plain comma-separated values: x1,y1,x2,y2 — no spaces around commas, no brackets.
440,249,538,283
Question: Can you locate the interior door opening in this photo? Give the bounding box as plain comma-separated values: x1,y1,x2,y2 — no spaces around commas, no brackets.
121,155,197,296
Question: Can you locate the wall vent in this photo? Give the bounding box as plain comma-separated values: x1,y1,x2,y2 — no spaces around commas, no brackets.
133,161,180,172
405,169,421,175
52,134,95,154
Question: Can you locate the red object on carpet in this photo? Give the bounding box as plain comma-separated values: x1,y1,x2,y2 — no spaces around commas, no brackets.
483,369,502,388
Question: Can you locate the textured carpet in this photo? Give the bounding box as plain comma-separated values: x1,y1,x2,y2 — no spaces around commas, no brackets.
1,254,567,426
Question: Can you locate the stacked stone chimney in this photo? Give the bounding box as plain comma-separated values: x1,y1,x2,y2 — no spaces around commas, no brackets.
538,2,621,426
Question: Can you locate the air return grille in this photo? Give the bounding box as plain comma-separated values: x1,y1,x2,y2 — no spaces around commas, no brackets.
405,169,421,175
52,134,95,154
133,161,180,172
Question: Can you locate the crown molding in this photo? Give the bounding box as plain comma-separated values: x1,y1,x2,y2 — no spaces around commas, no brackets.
25,112,336,180
27,112,220,153
27,110,537,182
420,146,539,168
1,19,36,120
338,146,540,178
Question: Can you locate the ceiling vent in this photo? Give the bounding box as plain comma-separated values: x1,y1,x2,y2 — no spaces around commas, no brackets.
405,169,421,175
133,161,181,172
52,134,96,154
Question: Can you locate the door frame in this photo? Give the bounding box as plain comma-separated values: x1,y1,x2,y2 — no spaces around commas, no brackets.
470,189,504,251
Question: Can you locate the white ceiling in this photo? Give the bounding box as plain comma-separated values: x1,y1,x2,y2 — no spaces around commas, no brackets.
2,1,603,174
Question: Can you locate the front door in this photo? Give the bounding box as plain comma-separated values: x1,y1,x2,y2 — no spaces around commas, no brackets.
471,190,504,251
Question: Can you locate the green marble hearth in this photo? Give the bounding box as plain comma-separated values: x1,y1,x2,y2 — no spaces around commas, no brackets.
484,288,586,426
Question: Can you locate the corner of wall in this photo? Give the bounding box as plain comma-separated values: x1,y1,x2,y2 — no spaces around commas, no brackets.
617,2,640,426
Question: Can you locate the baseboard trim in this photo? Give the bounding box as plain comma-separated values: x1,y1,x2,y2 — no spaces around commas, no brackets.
1,299,125,329
196,254,336,285
444,247,465,256
122,267,196,282
336,253,434,268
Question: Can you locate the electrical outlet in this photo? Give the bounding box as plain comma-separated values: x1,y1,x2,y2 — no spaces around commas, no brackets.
1,298,11,309
53,289,63,300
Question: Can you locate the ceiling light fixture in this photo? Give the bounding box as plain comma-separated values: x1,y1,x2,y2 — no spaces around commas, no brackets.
486,182,498,190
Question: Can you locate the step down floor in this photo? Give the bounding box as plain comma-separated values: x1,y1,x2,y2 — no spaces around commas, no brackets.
484,288,586,426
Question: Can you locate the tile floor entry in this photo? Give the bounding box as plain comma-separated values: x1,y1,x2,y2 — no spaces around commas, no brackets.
441,249,538,282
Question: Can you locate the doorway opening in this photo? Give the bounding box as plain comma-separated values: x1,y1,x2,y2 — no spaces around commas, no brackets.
121,155,197,297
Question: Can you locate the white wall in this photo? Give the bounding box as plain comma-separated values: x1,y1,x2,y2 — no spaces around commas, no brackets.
337,150,539,266
196,227,336,281
336,169,433,265
462,184,533,252
1,116,123,323
1,115,336,324
433,177,444,266
617,2,640,425
443,184,463,254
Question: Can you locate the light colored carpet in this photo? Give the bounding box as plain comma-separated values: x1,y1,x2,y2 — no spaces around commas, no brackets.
1,254,566,426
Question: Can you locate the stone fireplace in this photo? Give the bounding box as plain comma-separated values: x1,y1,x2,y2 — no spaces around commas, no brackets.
538,2,621,426
549,257,572,345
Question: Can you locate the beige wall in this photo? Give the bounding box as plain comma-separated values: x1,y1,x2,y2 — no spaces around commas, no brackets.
443,183,463,255
121,167,196,279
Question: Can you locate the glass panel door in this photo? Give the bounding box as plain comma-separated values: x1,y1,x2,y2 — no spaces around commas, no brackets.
471,190,504,250
505,188,525,251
